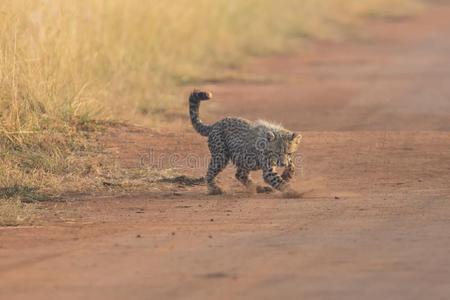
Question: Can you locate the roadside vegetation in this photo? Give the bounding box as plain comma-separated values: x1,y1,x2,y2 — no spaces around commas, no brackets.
0,0,424,225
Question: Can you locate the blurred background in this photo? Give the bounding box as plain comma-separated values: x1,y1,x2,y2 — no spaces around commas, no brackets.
0,0,424,130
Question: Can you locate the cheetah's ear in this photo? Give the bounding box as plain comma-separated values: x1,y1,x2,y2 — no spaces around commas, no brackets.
266,131,275,142
291,132,302,144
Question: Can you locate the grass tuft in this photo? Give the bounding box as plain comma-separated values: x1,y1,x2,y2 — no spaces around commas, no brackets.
0,198,38,226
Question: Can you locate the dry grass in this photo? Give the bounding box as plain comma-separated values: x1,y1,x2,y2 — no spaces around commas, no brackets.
0,0,424,126
0,0,424,224
0,198,38,226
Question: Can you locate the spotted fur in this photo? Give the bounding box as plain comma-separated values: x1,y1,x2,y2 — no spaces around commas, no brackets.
189,90,302,195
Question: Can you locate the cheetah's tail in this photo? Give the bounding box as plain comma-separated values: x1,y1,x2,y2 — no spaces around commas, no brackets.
189,89,212,137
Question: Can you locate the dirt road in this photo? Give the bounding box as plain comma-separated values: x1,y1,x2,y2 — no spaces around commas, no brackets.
1,3,450,300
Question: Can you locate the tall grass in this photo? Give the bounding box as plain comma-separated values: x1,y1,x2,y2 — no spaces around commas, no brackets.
0,0,423,202
0,0,423,127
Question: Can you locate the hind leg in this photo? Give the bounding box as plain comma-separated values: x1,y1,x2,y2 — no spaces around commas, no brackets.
235,168,273,194
206,154,229,195
235,168,255,193
235,168,251,186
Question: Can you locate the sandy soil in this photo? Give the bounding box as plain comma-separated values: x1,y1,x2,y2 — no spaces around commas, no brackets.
1,3,450,300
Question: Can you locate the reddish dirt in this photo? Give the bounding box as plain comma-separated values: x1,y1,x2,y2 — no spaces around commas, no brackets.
1,3,450,300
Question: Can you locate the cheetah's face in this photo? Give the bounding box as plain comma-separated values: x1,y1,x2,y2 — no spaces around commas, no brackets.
264,131,302,167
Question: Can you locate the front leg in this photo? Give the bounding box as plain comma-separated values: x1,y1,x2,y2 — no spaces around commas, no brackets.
281,161,295,183
263,165,301,198
262,166,289,192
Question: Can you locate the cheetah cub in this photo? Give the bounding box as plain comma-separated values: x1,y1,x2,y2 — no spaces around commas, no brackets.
189,90,302,198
